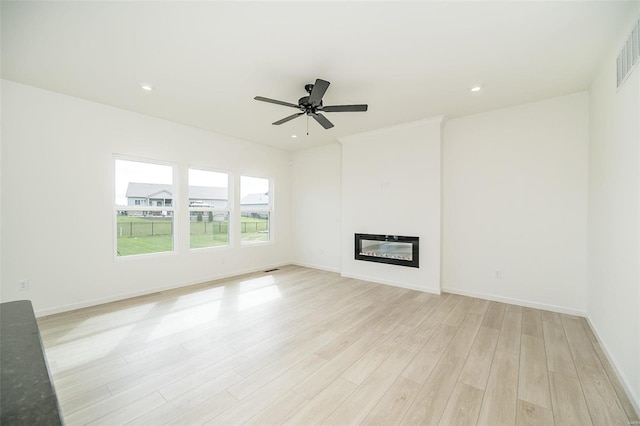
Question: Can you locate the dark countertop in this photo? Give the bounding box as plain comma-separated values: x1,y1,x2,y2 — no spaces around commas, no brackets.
1,300,64,425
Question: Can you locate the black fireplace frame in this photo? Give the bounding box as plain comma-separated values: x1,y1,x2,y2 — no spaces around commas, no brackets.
354,233,419,268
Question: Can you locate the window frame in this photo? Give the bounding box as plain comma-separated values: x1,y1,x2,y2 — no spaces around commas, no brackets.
239,174,272,246
187,167,232,251
113,155,178,260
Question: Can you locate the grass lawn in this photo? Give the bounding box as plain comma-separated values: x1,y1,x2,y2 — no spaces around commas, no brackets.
117,235,173,256
190,233,229,249
116,215,268,256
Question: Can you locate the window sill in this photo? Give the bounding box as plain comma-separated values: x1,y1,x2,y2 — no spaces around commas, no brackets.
114,250,177,262
189,245,231,253
240,241,272,248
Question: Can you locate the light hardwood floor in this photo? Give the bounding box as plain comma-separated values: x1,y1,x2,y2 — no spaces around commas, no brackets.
37,266,638,425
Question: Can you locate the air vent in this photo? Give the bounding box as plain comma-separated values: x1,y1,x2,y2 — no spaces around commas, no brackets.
264,268,280,273
617,18,640,88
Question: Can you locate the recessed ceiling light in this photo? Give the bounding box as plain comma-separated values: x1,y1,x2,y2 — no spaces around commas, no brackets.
291,134,297,138
470,85,482,92
140,83,154,91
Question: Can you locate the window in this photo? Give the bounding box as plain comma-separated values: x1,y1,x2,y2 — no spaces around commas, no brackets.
189,169,229,249
240,175,270,244
115,159,174,257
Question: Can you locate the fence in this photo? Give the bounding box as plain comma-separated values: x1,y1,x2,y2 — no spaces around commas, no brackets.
117,221,173,238
117,219,266,238
190,221,229,235
117,220,232,238
241,221,268,234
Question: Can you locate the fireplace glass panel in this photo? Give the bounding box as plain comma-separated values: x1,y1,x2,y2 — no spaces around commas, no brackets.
354,234,419,268
359,240,413,261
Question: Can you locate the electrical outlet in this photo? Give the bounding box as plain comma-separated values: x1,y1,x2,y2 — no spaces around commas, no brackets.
18,280,29,291
495,270,502,279
220,257,225,265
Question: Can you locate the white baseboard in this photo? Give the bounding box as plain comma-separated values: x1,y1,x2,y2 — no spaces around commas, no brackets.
585,317,640,417
291,261,341,274
442,286,587,317
340,272,440,295
34,262,290,317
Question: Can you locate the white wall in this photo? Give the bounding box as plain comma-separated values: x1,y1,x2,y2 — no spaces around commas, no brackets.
1,81,292,315
291,143,342,272
588,31,640,409
442,93,589,314
339,117,443,294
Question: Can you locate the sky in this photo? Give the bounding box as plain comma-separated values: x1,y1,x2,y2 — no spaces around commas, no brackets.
115,159,268,206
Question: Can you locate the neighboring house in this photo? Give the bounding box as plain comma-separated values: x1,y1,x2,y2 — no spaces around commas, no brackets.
240,193,269,211
187,185,229,208
125,183,228,214
240,193,269,218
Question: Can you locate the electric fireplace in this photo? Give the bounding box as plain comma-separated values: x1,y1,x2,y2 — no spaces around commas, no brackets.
354,233,419,268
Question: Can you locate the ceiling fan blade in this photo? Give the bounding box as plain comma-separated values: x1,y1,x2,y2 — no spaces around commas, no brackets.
308,79,330,106
311,113,334,129
254,96,299,109
322,104,368,113
273,112,304,125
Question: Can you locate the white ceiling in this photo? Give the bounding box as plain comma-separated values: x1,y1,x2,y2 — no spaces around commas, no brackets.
1,1,636,151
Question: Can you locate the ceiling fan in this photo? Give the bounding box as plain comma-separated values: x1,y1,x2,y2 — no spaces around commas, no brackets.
254,78,368,130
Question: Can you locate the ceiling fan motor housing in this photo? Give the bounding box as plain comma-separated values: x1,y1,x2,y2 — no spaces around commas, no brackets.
298,95,323,114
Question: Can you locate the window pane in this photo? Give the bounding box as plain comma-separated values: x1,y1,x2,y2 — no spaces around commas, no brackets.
190,212,229,249
241,176,270,244
115,159,174,256
116,212,173,256
189,169,229,249
188,169,228,208
115,159,173,207
240,211,270,243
